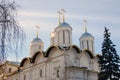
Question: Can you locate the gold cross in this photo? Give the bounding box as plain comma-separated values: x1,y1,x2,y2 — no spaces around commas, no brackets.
83,19,87,32
36,26,40,38
61,9,66,22
57,11,62,24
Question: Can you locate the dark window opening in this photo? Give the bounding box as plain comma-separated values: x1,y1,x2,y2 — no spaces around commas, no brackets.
9,68,11,73
63,31,65,43
82,41,84,49
57,70,59,78
40,69,42,78
39,46,41,49
87,40,89,49
68,31,70,44
24,75,26,80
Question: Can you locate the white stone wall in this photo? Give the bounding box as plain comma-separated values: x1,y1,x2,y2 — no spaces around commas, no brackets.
80,36,94,54
30,41,44,57
7,47,99,80
65,67,98,80
50,27,72,46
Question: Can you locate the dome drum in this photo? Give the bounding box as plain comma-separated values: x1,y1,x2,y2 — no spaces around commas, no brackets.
30,37,44,57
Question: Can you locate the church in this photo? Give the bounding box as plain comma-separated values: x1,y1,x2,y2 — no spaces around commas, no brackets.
0,10,100,80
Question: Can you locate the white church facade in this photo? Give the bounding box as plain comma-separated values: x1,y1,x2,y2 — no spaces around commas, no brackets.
0,10,100,80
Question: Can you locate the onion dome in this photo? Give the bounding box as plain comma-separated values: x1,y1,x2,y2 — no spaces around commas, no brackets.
30,26,44,57
58,22,71,27
80,32,94,39
31,37,43,43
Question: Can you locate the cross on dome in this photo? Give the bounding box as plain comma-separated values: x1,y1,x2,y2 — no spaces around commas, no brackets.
36,26,40,38
57,11,62,25
61,9,66,22
83,19,87,33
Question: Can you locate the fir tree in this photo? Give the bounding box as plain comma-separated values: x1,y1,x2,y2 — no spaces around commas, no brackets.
98,27,120,80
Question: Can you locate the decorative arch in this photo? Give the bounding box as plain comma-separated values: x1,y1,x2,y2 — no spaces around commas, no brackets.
45,45,60,57
83,49,94,59
96,54,101,59
20,57,31,67
70,45,81,53
31,51,44,63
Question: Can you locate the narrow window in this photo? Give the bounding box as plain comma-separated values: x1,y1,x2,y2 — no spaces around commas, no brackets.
40,69,42,78
53,37,54,45
82,41,84,49
39,46,41,49
91,40,93,52
58,32,60,44
87,40,89,49
9,68,11,73
57,70,59,78
24,75,26,80
68,31,70,44
63,31,65,43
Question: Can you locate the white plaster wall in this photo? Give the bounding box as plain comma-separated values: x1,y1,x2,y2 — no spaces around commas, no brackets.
50,27,72,46
93,57,100,72
65,68,98,80
88,72,98,80
34,53,45,64
80,51,91,69
22,60,30,69
5,64,18,74
6,47,99,80
64,48,79,67
46,48,65,80
80,37,94,54
30,42,44,57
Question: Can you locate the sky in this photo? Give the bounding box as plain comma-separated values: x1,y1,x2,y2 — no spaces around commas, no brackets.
7,0,120,61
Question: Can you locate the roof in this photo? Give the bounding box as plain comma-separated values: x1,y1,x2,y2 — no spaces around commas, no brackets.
31,37,43,43
58,22,71,27
31,51,45,63
80,32,94,39
7,61,20,66
20,57,31,67
83,49,94,59
0,61,19,67
45,45,81,57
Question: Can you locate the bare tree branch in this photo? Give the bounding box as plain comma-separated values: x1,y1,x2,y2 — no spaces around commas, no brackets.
0,0,25,63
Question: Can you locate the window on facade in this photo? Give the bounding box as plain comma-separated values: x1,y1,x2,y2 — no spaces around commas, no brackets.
40,69,42,78
9,68,11,73
57,70,59,78
82,41,84,49
68,31,70,44
58,32,59,44
53,37,54,44
87,40,89,49
24,75,26,80
63,31,65,43
91,40,93,52
39,46,41,49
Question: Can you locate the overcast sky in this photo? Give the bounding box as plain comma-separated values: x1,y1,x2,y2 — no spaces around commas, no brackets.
7,0,120,61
